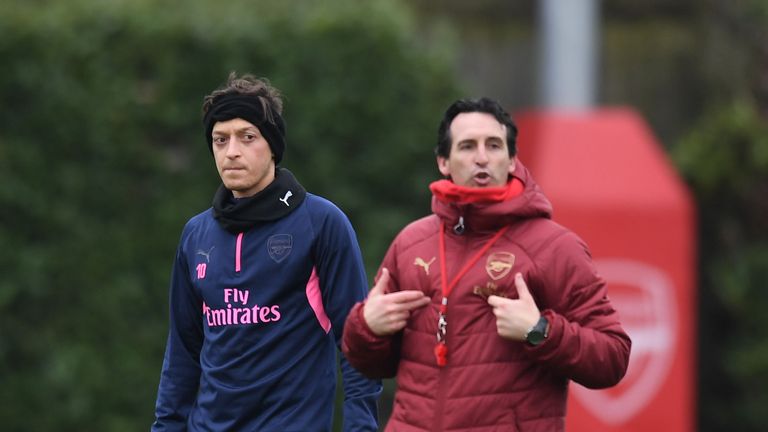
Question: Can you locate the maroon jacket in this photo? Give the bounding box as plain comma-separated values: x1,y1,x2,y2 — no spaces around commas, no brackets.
343,163,631,431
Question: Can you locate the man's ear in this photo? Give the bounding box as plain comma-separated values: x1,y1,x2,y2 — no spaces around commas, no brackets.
437,156,450,177
508,156,517,176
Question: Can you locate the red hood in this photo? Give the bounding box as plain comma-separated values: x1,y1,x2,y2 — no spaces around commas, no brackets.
431,160,553,232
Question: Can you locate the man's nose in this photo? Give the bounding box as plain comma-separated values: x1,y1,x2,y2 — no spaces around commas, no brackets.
475,145,489,164
225,137,242,157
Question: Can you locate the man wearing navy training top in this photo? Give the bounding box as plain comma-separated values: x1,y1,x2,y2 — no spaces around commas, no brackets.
152,72,381,431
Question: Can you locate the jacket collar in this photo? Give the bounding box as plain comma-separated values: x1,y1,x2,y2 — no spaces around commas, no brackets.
431,160,552,233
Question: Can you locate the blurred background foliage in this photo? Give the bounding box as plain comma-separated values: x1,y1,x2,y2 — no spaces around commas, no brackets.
673,100,768,431
1,0,767,431
0,0,459,430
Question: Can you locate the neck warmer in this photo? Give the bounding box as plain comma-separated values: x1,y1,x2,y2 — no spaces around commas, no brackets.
429,178,524,205
212,167,307,233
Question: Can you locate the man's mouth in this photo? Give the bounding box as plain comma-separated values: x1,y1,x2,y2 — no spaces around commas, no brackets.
473,171,491,185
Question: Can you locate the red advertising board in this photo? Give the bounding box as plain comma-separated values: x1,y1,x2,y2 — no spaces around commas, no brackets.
516,108,696,432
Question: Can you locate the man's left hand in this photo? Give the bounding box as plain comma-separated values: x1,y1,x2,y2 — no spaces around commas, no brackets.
487,272,541,341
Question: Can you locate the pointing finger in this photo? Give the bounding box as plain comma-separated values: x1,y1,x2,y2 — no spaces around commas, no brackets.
514,273,534,303
487,294,507,308
397,295,431,312
387,290,430,305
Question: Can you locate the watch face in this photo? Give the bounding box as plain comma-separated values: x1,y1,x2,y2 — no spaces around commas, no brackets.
526,317,549,346
526,330,546,345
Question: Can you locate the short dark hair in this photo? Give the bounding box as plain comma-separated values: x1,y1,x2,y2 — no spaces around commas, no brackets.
202,72,283,120
435,97,518,158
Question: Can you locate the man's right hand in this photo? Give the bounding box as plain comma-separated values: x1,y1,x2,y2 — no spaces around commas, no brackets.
363,268,431,336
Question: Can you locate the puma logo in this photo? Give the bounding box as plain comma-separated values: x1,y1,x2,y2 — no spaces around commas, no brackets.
279,190,293,207
414,257,436,275
196,246,215,263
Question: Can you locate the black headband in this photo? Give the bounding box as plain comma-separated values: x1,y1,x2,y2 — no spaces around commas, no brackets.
203,93,286,164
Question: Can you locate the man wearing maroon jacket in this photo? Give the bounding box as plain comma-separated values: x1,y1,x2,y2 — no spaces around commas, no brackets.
342,97,631,431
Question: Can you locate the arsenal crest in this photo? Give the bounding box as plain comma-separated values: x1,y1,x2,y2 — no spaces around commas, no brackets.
485,252,515,280
267,234,293,263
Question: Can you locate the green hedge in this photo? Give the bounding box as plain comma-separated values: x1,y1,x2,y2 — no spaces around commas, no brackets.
0,1,460,430
672,100,768,432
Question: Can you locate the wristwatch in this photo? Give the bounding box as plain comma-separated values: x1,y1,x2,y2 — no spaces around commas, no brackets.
524,316,549,346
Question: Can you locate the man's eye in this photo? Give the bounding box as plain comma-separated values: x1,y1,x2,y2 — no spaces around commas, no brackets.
213,137,227,145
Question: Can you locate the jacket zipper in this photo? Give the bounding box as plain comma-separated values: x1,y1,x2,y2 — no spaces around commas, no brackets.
235,232,244,273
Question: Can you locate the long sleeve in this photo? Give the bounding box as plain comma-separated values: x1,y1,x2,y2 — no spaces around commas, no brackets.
342,302,402,379
524,231,632,389
342,240,404,379
313,205,381,432
152,244,204,431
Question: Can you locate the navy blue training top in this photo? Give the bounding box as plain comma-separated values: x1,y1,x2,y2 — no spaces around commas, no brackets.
152,194,381,431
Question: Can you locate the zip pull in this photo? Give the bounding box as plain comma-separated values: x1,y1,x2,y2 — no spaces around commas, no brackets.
453,216,465,235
